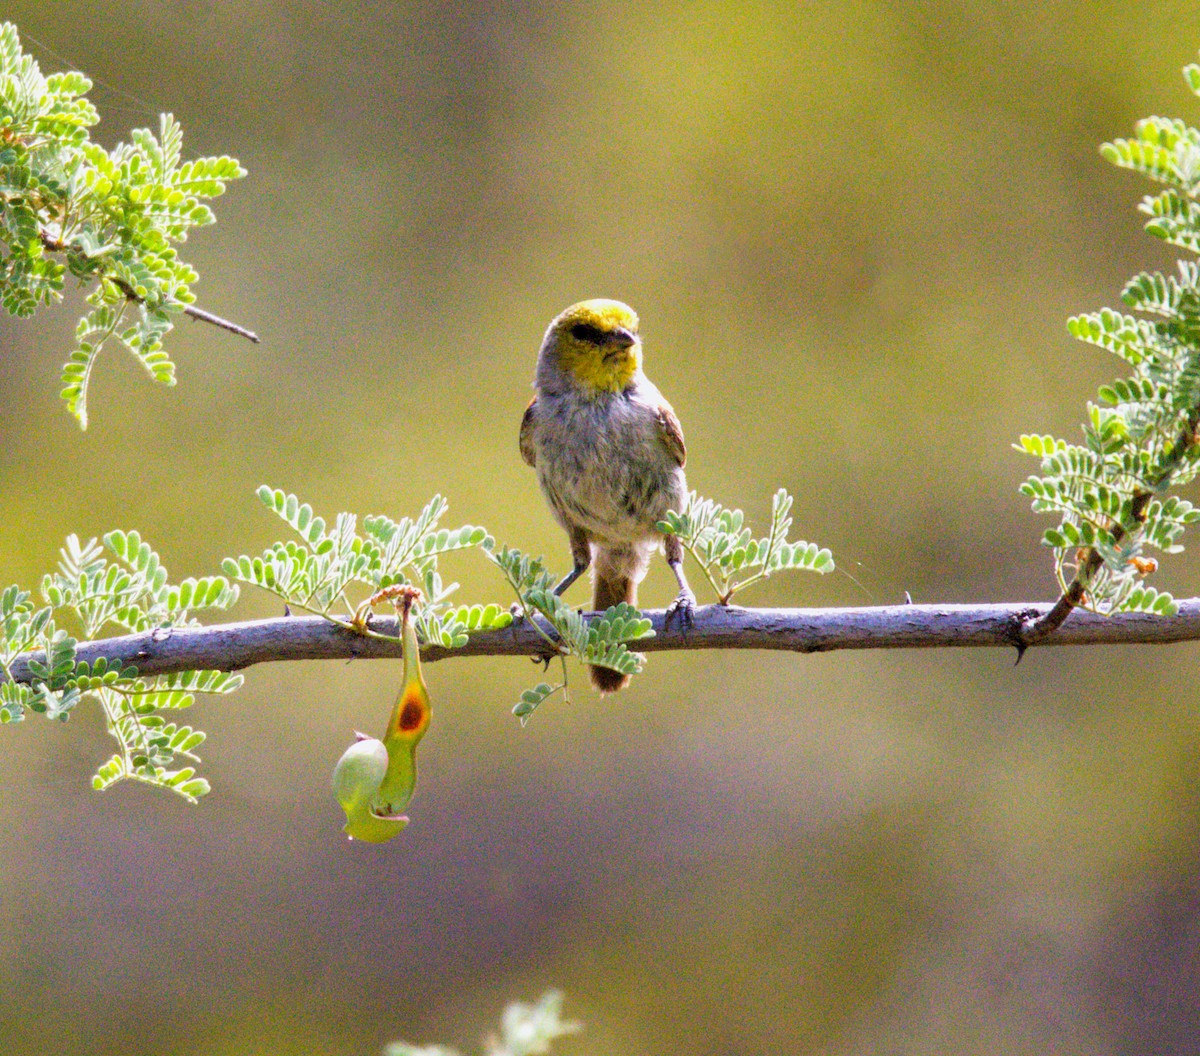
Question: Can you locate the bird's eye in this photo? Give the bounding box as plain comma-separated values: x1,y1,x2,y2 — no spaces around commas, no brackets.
569,322,608,344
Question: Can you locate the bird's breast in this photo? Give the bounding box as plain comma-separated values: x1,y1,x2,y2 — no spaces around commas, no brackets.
533,388,687,545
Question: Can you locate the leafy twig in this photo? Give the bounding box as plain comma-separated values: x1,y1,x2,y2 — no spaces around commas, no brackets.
0,22,250,426
658,488,835,604
1019,52,1200,645
109,273,259,342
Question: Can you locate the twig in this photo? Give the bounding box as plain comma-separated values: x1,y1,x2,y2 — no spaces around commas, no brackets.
35,232,259,343
9,600,1200,684
176,301,259,342
1021,407,1200,648
110,276,259,343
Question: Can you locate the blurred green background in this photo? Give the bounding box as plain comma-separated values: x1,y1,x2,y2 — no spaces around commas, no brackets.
4,2,1200,1053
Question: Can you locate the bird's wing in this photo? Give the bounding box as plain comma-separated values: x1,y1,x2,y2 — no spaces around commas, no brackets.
519,396,538,467
655,399,687,468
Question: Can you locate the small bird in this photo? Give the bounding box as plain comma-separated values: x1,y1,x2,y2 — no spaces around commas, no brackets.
519,298,695,692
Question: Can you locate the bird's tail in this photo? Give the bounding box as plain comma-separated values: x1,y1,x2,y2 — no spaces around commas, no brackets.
589,545,647,693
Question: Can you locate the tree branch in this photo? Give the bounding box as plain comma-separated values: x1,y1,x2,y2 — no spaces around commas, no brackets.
9,599,1200,684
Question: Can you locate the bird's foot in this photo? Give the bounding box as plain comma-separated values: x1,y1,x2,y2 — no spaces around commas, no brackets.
664,588,696,634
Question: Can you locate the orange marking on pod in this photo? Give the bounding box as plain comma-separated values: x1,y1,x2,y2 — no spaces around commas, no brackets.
398,687,428,732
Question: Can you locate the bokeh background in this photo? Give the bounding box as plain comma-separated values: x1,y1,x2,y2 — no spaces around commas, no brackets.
4,2,1200,1053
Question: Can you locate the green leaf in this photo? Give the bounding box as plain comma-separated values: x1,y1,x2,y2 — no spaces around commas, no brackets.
513,682,557,726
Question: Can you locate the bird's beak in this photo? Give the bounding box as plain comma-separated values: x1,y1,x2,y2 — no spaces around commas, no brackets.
607,326,637,350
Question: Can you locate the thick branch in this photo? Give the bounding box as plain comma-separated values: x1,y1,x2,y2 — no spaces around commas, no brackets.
9,600,1200,683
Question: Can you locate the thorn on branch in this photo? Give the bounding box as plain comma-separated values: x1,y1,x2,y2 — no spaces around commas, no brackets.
1004,605,1043,662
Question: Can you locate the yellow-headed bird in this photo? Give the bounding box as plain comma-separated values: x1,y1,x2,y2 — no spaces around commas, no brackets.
519,299,695,692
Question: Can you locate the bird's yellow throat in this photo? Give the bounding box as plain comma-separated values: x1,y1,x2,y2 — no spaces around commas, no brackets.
559,343,641,393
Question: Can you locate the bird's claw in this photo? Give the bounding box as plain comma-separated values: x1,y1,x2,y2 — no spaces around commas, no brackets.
664,589,696,634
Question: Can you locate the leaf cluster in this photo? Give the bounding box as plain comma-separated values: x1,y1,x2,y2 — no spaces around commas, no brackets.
0,21,244,427
489,546,655,722
1019,53,1200,617
385,990,579,1056
228,491,646,723
658,488,834,604
223,487,505,648
2,532,241,800
1,583,77,723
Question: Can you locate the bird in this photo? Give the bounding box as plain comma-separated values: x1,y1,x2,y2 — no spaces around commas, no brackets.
519,298,695,692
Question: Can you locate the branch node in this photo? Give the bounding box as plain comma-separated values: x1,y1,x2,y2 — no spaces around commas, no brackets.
1004,606,1044,659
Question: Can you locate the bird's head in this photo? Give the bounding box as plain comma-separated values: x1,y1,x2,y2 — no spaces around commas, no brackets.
540,299,642,394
